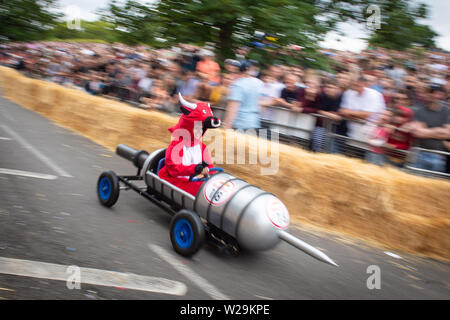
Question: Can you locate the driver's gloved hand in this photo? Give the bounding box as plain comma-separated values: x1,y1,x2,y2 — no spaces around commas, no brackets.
190,161,209,181
194,161,209,175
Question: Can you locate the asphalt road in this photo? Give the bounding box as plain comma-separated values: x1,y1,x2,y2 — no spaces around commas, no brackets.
0,95,449,300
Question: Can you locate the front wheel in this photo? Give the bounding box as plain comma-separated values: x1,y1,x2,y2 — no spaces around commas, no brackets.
97,171,120,207
170,210,205,257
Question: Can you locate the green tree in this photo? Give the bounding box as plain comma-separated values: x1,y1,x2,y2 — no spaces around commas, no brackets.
103,0,363,67
47,20,118,43
0,0,60,42
156,0,362,63
367,0,437,50
100,0,160,45
102,0,439,67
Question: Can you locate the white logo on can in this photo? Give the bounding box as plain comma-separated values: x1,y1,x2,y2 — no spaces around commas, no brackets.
266,198,289,229
204,178,236,206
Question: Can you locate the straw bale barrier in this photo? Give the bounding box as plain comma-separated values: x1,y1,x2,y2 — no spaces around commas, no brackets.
1,66,449,261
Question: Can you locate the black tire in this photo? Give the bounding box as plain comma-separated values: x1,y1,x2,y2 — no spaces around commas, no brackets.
170,210,205,257
97,171,120,207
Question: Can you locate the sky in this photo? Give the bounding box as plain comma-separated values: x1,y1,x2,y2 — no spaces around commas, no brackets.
57,0,450,52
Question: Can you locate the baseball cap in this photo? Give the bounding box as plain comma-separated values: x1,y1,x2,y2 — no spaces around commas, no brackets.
239,59,259,72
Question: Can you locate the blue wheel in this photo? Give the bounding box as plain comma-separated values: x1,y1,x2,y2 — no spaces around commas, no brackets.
173,219,194,249
99,177,112,201
170,210,205,256
97,171,120,207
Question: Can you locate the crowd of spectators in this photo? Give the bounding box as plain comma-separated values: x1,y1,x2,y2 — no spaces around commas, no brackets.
0,41,449,174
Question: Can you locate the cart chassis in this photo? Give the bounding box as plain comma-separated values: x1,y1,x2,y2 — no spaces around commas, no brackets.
117,170,240,255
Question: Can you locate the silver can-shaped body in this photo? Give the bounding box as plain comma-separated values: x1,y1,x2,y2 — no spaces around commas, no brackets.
194,172,290,251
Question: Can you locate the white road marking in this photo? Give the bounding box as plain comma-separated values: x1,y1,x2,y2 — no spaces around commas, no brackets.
0,124,72,178
149,244,231,300
0,168,58,180
255,294,274,300
384,251,402,259
0,137,12,141
0,256,187,296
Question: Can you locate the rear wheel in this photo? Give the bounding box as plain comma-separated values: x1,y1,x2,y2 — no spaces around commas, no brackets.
97,171,120,207
170,210,205,257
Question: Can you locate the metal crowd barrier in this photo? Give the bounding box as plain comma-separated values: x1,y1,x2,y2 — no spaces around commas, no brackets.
403,147,450,179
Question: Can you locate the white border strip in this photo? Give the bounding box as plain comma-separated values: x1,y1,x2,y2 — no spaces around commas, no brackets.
0,168,58,180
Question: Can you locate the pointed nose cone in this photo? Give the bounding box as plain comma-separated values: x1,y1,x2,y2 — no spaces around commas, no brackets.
278,231,339,267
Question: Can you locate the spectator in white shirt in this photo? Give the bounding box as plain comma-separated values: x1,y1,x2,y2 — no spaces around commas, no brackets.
138,76,153,93
137,72,153,104
266,65,285,97
339,77,386,141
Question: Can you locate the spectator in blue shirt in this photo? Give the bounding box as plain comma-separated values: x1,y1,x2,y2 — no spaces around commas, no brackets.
223,61,263,130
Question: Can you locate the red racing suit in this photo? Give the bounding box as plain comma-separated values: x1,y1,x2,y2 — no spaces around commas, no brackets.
158,95,220,196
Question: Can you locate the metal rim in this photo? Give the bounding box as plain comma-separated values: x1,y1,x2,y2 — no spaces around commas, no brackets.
173,218,194,249
99,177,112,201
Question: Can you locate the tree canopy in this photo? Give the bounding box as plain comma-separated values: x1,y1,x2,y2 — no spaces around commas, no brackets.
100,0,439,67
157,0,333,63
0,0,61,42
103,0,364,67
48,20,119,43
367,0,438,50
99,0,160,45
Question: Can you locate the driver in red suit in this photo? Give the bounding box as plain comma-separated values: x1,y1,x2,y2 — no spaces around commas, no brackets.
158,93,221,196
